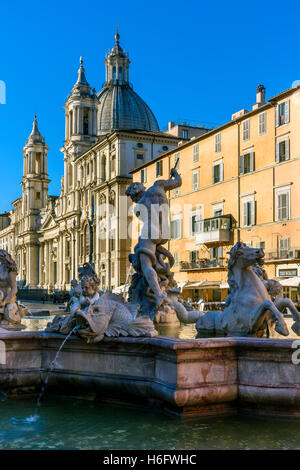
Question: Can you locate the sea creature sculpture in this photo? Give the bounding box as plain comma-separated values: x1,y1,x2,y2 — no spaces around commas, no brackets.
46,263,157,343
196,241,300,337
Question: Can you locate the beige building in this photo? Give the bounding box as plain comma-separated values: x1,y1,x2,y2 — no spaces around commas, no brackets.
0,33,183,290
131,84,300,303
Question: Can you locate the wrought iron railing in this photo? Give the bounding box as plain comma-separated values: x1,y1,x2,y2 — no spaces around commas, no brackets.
264,248,300,261
180,258,227,271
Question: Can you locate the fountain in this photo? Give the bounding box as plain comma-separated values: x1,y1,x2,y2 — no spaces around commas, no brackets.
1,168,300,421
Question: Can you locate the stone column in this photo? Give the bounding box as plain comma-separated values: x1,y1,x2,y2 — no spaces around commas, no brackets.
88,109,92,135
65,114,69,140
77,106,80,135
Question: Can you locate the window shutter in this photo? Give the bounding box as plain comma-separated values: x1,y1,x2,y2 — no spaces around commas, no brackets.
285,100,290,123
220,163,224,181
242,202,247,226
212,166,215,183
250,152,255,172
251,200,255,225
275,142,280,162
275,105,279,127
178,219,182,238
285,138,290,160
287,193,290,219
239,155,244,174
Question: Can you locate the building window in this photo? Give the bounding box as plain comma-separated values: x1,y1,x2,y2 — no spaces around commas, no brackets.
240,152,255,174
174,152,180,169
36,191,41,200
111,262,115,278
210,246,222,262
182,129,188,139
83,107,89,135
162,146,168,151
258,112,267,135
156,160,163,177
279,238,290,258
256,241,265,250
190,214,200,236
213,162,224,184
190,251,199,262
35,153,41,174
276,189,290,221
276,138,290,163
276,100,290,127
140,168,147,183
193,143,199,162
215,133,221,153
192,169,199,191
137,143,143,148
173,252,178,266
170,218,182,239
242,198,255,227
242,119,250,141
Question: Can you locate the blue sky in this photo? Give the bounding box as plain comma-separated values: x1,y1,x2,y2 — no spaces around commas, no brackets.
0,0,299,212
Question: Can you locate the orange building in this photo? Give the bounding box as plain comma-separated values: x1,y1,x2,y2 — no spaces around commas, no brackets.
130,84,300,304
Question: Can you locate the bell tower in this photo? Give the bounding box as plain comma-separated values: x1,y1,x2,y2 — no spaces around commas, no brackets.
22,115,50,214
21,116,49,288
62,58,98,194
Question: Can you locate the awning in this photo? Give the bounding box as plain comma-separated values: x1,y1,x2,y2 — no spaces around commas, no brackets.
183,281,222,289
279,277,300,287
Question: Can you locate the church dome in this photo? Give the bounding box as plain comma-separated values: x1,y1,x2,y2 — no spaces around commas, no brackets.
97,32,159,135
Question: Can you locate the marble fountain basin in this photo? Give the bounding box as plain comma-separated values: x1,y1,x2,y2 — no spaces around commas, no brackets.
1,330,300,419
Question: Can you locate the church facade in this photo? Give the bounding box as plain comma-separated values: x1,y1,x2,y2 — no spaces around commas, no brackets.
0,33,181,290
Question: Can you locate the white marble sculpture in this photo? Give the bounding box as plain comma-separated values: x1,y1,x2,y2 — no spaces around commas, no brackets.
0,250,27,330
196,241,300,337
46,263,157,343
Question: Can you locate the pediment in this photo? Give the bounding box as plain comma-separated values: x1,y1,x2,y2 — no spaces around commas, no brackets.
40,212,57,230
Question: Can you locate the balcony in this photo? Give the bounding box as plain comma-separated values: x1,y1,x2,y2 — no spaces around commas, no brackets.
264,248,300,263
195,214,236,246
180,258,227,271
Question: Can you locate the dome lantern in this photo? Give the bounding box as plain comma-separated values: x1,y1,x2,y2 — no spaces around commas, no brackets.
98,31,159,135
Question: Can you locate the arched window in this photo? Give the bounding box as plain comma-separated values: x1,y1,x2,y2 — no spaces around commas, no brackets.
35,152,41,174
68,163,73,189
118,67,122,84
101,156,106,182
113,66,116,84
85,225,90,257
83,107,89,135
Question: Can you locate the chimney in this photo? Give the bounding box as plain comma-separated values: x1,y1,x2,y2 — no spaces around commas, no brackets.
168,121,175,131
253,84,266,110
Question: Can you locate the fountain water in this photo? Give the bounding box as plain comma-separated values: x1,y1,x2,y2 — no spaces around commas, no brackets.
28,325,81,421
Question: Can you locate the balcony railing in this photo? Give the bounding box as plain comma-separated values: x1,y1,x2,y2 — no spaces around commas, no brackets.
180,258,227,271
195,214,235,246
264,248,300,261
